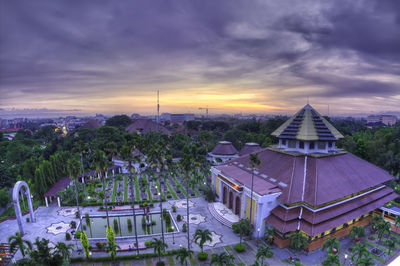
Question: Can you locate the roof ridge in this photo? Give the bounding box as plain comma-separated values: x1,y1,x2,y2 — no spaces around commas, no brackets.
286,156,297,203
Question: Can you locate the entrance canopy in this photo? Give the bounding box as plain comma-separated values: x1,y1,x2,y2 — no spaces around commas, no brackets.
44,177,72,198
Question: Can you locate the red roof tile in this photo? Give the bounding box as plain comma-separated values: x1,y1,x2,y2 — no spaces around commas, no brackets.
211,141,238,155
239,143,262,156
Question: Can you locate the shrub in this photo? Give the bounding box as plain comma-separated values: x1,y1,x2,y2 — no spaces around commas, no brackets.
95,242,107,250
182,223,187,232
167,195,172,199
26,217,30,222
165,214,171,226
234,243,246,252
75,211,80,219
142,216,147,226
151,220,156,226
127,218,132,232
172,205,177,212
163,208,167,218
369,236,375,240
113,219,119,234
85,213,90,224
197,251,208,261
168,227,174,232
66,232,71,241
156,261,165,266
191,193,195,197
177,214,182,222
70,220,76,229
144,240,153,247
75,230,82,239
177,190,181,194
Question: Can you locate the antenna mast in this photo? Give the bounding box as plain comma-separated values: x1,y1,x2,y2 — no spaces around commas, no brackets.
157,90,160,134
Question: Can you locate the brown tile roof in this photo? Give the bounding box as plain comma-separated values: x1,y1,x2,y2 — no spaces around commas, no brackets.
215,164,281,195
211,141,238,155
126,119,170,135
44,177,72,197
228,148,394,206
266,189,397,236
239,143,262,156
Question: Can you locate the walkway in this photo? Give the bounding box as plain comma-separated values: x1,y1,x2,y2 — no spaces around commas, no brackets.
208,202,239,228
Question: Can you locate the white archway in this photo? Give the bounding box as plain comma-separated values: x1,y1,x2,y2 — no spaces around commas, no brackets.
12,181,35,235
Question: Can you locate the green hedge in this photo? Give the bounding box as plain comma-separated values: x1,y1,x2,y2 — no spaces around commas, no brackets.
70,249,181,262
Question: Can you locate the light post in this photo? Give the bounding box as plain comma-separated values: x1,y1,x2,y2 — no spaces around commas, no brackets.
257,228,260,245
172,228,175,244
344,254,348,265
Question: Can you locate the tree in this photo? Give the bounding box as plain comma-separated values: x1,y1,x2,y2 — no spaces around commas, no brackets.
194,229,212,253
386,238,396,256
357,256,375,266
289,231,308,251
54,242,74,264
256,245,273,266
175,247,194,266
94,149,110,227
264,226,276,244
322,237,340,255
232,219,252,244
180,145,196,251
349,226,366,242
249,153,261,227
8,231,32,258
0,187,10,208
151,237,168,264
370,213,384,231
105,115,132,128
351,243,370,262
395,216,400,233
106,226,119,260
376,221,391,242
29,237,61,265
120,141,140,254
210,252,235,266
80,231,90,259
322,253,341,266
67,154,82,231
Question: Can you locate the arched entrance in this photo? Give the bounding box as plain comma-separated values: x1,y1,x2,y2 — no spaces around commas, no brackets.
223,187,227,204
13,181,35,235
235,196,241,215
228,191,233,209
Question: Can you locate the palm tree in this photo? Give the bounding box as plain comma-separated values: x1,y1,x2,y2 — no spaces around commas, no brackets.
376,221,391,242
194,229,212,253
210,252,235,266
264,226,277,244
121,141,139,254
370,213,384,231
386,238,396,255
349,226,366,242
351,243,370,262
249,153,261,227
94,149,110,227
321,237,340,255
289,231,308,251
67,154,83,231
8,231,32,258
54,242,74,263
175,247,194,266
74,140,87,198
180,145,196,251
151,237,168,263
256,245,273,266
29,237,54,265
232,219,252,244
357,256,375,266
322,253,341,266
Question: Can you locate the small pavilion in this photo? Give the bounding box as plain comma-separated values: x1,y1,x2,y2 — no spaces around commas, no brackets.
208,141,239,165
43,177,72,207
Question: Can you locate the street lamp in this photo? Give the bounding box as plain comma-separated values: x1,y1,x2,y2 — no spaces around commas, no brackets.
257,228,261,245
344,254,348,265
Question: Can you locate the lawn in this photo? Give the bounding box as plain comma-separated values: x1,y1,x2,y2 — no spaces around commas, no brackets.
173,174,189,198
166,182,179,200
111,179,117,203
134,175,141,201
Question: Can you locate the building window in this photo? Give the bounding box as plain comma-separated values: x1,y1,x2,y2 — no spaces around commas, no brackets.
288,140,296,148
318,142,326,150
299,141,304,149
309,142,315,149
328,142,333,148
282,139,286,145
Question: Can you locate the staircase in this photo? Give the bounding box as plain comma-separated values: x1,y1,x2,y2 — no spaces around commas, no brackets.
208,203,235,228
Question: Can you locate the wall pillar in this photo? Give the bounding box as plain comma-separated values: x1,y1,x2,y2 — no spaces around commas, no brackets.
45,197,49,207
57,197,61,207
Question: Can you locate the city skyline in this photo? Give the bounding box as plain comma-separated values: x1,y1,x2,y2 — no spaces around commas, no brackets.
1,1,400,115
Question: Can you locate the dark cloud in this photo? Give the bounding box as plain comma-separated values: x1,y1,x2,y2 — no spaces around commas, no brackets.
0,0,399,113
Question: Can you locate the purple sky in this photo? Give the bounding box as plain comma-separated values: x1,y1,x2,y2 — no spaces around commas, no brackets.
0,0,399,115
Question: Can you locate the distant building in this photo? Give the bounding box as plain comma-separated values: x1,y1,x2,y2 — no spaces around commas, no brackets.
208,141,239,164
80,119,102,130
239,142,262,156
161,113,195,123
211,104,396,251
367,115,397,126
126,118,170,135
